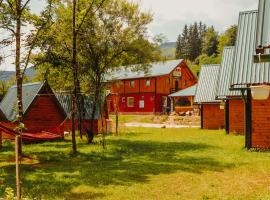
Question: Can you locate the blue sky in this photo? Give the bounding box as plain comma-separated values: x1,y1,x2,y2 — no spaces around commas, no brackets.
0,0,259,70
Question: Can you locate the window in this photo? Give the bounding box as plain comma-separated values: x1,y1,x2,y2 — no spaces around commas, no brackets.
145,79,151,86
130,80,135,87
127,97,134,107
183,80,187,87
139,100,145,108
122,97,126,103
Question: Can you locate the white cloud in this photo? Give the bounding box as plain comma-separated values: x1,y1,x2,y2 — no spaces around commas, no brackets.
132,0,258,41
1,0,260,70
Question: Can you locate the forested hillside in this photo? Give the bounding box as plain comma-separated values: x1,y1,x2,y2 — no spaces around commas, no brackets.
176,22,237,74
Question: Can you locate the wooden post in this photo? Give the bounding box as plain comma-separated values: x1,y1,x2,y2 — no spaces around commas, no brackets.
15,136,21,200
245,89,252,149
225,100,230,134
115,94,119,135
200,104,204,129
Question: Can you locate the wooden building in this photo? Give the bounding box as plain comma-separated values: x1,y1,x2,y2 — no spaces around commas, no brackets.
0,82,66,141
107,60,197,114
194,65,225,130
230,10,270,149
169,84,197,113
0,82,107,143
216,47,245,135
56,95,107,134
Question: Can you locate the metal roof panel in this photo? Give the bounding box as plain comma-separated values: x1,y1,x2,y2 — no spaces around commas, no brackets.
107,59,184,81
231,10,270,88
169,84,197,97
194,65,221,103
216,47,241,99
0,82,44,121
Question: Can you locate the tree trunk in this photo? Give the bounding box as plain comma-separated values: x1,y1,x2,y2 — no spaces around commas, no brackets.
88,79,100,143
71,0,78,154
15,0,23,156
77,82,83,139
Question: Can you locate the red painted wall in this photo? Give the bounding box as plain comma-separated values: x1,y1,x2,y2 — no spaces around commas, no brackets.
23,96,66,134
62,119,103,134
229,99,245,135
202,104,225,130
109,93,170,114
251,96,270,148
109,61,197,114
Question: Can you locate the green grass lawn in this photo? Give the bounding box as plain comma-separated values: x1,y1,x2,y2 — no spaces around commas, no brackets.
1,128,270,200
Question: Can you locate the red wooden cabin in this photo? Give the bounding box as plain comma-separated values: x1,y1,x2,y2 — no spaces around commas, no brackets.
107,60,197,114
56,95,107,134
0,82,66,141
216,47,245,135
195,65,225,130
0,82,107,143
230,10,270,148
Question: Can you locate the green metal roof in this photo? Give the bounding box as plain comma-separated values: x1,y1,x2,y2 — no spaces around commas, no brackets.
56,95,101,120
216,47,241,99
230,10,270,88
0,82,45,121
107,59,184,81
169,84,197,97
257,0,270,47
194,65,221,104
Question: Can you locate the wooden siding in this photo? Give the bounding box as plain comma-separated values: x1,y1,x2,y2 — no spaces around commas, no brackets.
229,99,245,134
251,96,270,148
23,96,66,133
202,104,225,130
109,61,197,113
62,119,104,134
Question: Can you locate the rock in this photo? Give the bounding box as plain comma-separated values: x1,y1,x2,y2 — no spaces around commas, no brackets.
179,112,186,116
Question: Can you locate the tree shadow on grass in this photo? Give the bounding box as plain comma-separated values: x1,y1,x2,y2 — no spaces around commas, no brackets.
1,139,238,199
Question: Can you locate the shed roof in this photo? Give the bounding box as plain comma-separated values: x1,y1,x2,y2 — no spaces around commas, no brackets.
194,65,221,104
0,82,45,121
216,47,241,99
107,59,184,81
56,95,101,120
230,10,270,88
169,84,197,97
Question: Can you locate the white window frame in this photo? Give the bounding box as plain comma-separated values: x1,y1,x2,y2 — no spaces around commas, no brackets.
130,80,135,87
127,97,134,107
145,79,151,86
139,100,145,108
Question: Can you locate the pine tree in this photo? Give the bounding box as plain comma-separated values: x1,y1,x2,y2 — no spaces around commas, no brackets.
202,26,218,56
175,34,182,59
189,22,200,61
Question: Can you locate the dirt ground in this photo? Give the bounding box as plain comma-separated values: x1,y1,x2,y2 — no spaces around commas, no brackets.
110,114,201,127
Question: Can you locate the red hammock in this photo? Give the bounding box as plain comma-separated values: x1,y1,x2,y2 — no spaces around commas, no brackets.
0,123,63,143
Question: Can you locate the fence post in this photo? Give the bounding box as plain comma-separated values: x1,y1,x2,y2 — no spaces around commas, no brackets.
15,136,21,200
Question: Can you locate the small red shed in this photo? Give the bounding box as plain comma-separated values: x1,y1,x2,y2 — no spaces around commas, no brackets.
107,59,197,114
0,82,67,141
56,95,107,134
230,10,270,149
216,47,245,135
194,65,225,130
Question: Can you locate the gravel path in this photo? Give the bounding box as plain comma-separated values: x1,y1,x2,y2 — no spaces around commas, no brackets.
125,122,200,128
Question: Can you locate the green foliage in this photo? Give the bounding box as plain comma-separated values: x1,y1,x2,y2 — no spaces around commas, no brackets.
175,23,236,70
33,0,160,93
195,54,221,66
4,187,15,200
175,22,207,61
217,25,238,55
202,26,218,56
